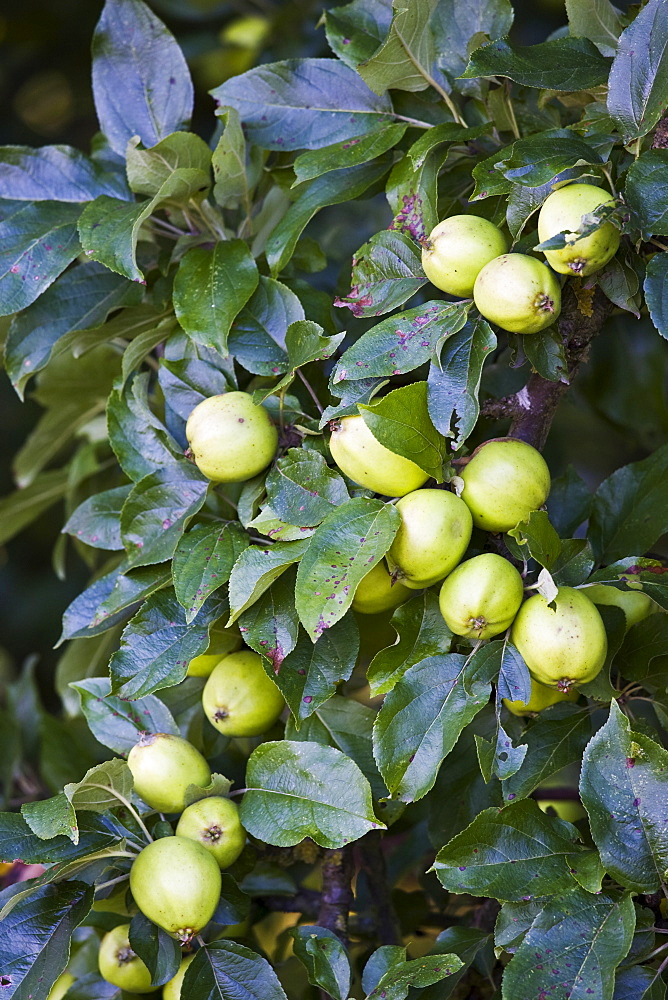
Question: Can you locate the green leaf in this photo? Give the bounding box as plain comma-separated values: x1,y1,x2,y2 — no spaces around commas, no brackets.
427,317,497,449
228,539,310,623
500,888,635,1000
107,373,183,482
358,0,437,95
460,35,610,90
614,965,667,1000
588,444,668,562
120,466,208,569
293,926,351,1000
284,319,345,372
0,469,69,547
334,229,427,319
173,521,249,623
238,571,301,671
0,882,93,999
523,324,569,382
0,200,81,316
92,563,172,631
547,465,592,537
434,798,591,900
109,589,226,698
92,0,193,157
475,721,527,783
368,591,451,696
580,700,668,892
228,276,303,376
432,0,514,93
271,617,359,724
496,130,604,188
129,911,182,988
210,58,394,151
0,811,118,864
325,0,394,70
294,124,406,185
212,107,251,211
607,0,668,142
359,381,446,480
551,539,595,587
240,740,384,848
183,940,288,1000
4,261,141,397
295,497,401,641
126,131,211,197
333,300,470,381
508,510,562,569
566,0,622,57
373,653,491,802
365,954,464,1000
385,138,443,239
265,160,389,276
644,248,668,340
625,151,668,240
503,703,593,801
0,143,129,202
71,677,179,754
173,242,259,354
63,485,132,551
470,147,515,202
265,449,349,528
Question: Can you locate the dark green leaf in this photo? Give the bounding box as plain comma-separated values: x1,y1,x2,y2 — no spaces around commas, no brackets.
71,677,179,754
367,591,451,696
92,563,172,630
580,699,668,892
625,151,668,239
228,539,310,623
238,570,300,672
496,131,604,188
432,0,514,92
334,229,426,319
476,722,527,782
210,58,393,151
107,373,183,482
551,539,596,587
120,466,208,569
644,251,668,340
428,318,497,449
295,498,401,641
365,953,464,1000
470,148,514,202
508,510,562,569
129,911,181,987
566,0,622,58
63,485,132,551
607,0,668,142
325,0,393,70
358,0,436,95
546,465,592,537
240,740,383,848
265,449,349,528
182,940,288,1000
461,36,610,90
0,811,120,865
503,703,593,801
614,965,667,1000
294,124,407,184
359,381,446,480
373,653,491,801
293,926,351,1000
229,276,303,375
92,0,193,157
0,143,129,202
173,521,249,623
523,324,569,382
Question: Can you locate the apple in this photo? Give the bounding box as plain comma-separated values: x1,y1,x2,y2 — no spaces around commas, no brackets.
536,798,586,823
163,954,196,1000
185,392,278,483
386,489,472,589
187,623,243,678
537,183,619,277
329,414,429,497
351,560,411,614
421,215,508,297
584,583,658,630
503,677,579,715
459,437,551,533
202,650,285,737
98,923,153,993
46,972,75,1000
130,836,222,942
473,253,561,333
175,796,246,869
439,553,524,640
511,587,607,691
127,733,211,814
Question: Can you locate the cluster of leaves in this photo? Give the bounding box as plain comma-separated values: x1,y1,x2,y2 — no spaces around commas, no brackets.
2,0,668,997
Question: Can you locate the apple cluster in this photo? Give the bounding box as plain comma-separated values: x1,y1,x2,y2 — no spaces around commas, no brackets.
421,183,620,334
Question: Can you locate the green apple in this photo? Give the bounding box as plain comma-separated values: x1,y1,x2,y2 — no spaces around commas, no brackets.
329,414,429,497
185,391,278,483
473,253,561,333
98,923,153,993
352,561,412,614
459,437,551,533
439,553,524,639
163,954,196,1000
127,733,211,814
130,836,222,942
511,587,607,692
421,215,508,297
187,623,243,678
503,677,579,716
175,796,246,869
536,798,586,823
584,583,658,630
386,489,472,589
202,650,285,737
47,972,75,1000
537,183,619,277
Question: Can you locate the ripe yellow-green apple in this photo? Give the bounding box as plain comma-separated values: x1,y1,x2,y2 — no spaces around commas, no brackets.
329,415,429,497
187,623,243,677
127,733,211,814
98,924,153,993
352,560,412,614
175,796,246,869
459,437,551,533
503,677,579,716
473,253,561,333
537,798,587,823
511,587,607,692
47,972,75,1000
130,836,221,942
185,392,278,482
421,215,508,297
163,954,196,1000
202,650,285,737
438,553,524,639
386,489,472,589
584,583,658,630
92,882,134,916
537,183,619,277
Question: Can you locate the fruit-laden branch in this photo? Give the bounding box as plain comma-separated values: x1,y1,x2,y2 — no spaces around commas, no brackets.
480,284,613,450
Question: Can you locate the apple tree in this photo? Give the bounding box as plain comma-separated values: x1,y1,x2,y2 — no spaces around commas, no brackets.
1,0,668,997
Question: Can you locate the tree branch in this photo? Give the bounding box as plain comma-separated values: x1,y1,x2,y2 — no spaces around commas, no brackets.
357,832,402,946
317,846,354,947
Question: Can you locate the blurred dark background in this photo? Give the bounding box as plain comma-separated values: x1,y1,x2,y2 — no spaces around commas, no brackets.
0,0,663,706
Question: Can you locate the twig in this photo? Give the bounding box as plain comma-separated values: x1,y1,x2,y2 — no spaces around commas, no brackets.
317,846,354,947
